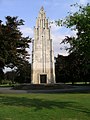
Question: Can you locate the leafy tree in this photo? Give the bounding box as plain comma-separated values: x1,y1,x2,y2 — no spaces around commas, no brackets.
15,61,31,83
0,68,4,83
55,53,89,84
55,55,70,83
4,61,31,83
5,70,16,83
56,4,90,83
0,16,31,70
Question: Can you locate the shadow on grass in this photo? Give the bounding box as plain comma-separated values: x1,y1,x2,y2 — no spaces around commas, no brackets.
0,95,90,116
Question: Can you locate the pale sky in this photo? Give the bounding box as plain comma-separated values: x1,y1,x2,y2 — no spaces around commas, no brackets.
0,0,89,71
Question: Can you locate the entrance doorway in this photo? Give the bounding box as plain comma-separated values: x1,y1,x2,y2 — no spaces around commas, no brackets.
40,74,47,83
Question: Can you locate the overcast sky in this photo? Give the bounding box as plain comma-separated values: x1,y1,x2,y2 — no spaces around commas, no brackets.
0,0,89,71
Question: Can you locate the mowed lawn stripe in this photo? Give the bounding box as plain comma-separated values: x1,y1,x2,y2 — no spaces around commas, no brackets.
0,94,90,120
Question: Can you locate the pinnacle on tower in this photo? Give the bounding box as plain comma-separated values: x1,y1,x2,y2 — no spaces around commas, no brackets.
40,6,44,11
39,6,45,14
38,6,46,20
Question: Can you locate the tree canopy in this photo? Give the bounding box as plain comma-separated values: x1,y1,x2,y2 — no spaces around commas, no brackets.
56,3,90,59
0,16,31,70
55,3,90,83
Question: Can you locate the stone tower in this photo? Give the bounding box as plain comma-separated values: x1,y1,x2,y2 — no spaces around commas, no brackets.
32,7,55,84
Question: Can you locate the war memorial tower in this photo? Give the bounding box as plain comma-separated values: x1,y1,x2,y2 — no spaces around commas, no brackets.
32,7,55,84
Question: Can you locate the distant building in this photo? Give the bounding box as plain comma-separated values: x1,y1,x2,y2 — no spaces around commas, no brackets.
32,7,55,84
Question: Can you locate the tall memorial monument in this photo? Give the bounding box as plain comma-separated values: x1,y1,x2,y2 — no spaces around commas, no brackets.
32,7,55,84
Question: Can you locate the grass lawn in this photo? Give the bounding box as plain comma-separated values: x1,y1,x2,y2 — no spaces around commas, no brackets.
0,94,90,120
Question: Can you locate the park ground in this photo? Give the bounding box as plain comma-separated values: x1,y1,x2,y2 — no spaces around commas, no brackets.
0,93,90,120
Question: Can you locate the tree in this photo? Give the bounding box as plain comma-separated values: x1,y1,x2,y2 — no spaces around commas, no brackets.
0,68,4,83
4,61,31,83
55,53,89,84
5,71,16,83
0,16,31,70
15,61,31,83
56,4,90,83
55,55,70,83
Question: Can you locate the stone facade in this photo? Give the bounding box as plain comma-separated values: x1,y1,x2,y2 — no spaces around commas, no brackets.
32,7,55,84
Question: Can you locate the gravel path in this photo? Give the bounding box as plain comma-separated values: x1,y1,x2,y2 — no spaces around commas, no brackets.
0,86,90,94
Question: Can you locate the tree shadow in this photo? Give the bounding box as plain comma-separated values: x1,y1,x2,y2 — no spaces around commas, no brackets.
0,95,90,116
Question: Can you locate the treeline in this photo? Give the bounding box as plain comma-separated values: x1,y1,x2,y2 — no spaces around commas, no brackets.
55,53,90,84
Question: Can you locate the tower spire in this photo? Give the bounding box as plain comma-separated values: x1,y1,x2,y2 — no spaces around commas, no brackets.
40,6,44,11
39,6,45,15
37,6,46,28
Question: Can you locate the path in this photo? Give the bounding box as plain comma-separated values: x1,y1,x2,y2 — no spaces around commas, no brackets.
0,86,90,94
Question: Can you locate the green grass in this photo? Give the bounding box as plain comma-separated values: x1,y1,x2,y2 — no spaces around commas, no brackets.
0,94,90,120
